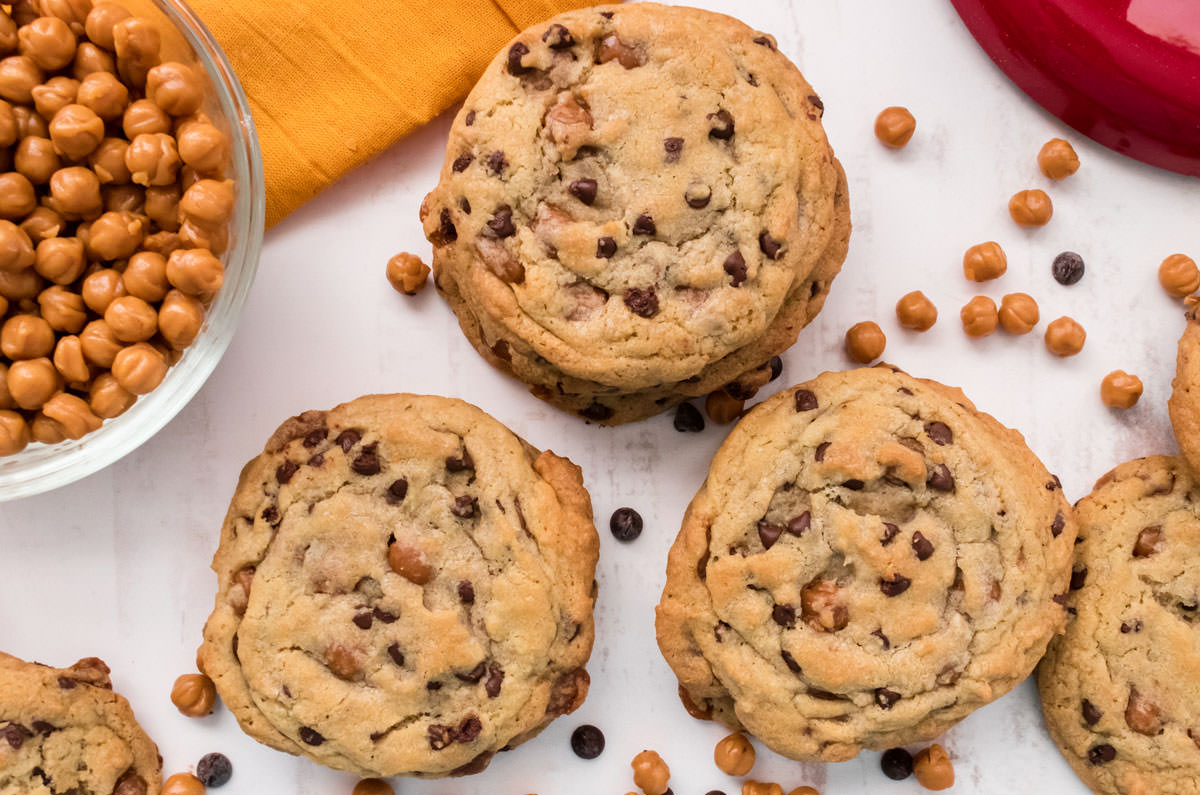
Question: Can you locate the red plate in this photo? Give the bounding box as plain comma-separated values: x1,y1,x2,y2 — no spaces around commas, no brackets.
950,0,1200,176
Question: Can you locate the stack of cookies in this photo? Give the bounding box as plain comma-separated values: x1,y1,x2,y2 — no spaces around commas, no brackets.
421,3,849,425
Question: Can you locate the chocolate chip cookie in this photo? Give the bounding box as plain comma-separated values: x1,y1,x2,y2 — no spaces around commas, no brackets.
197,395,598,778
421,3,847,424
1169,306,1200,476
1038,456,1200,795
656,366,1076,761
0,652,162,795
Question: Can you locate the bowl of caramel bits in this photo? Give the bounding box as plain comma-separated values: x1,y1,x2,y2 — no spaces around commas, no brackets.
0,0,264,500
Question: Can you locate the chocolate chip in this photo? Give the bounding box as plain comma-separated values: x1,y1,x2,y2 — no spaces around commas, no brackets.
299,727,324,746
438,207,457,242
753,35,775,50
455,580,476,604
2,724,24,749
1121,619,1143,633
507,42,532,75
457,662,487,683
542,23,575,49
787,512,811,536
872,629,891,650
746,73,758,86
569,178,598,205
881,748,914,780
759,232,782,259
815,441,830,461
1070,567,1088,590
843,479,865,491
197,753,232,787
1088,744,1116,765
1053,251,1085,285
925,421,953,445
261,505,279,524
780,649,802,673
767,357,783,382
276,460,298,484
307,453,324,467
457,716,482,743
673,402,704,432
1052,593,1069,605
464,110,476,126
610,507,643,541
684,182,711,208
460,197,471,214
581,402,614,421
663,137,684,162
352,610,373,629
57,677,76,689
114,773,147,795
881,522,900,545
31,721,53,735
927,464,955,492
352,447,380,475
1051,512,1065,537
1048,475,1063,490
911,531,934,560
452,496,479,518
633,214,656,235
428,724,455,750
772,603,796,627
596,236,617,258
386,478,408,504
880,574,912,597
485,664,504,698
571,724,605,759
373,608,397,623
707,109,734,140
486,150,507,175
302,428,326,447
446,451,474,472
624,287,659,318
1082,699,1102,725
336,429,360,452
794,389,818,412
723,251,747,286
452,153,473,172
757,520,784,549
874,688,900,709
486,205,516,238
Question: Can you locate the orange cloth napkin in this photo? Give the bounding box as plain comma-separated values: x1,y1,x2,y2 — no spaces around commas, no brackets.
190,0,608,227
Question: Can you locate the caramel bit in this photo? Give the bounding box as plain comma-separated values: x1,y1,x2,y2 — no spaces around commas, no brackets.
998,292,1039,335
678,684,712,720
1038,138,1080,179
597,34,645,69
742,782,784,795
1101,370,1143,410
631,749,670,795
962,241,1007,281
388,541,433,584
896,290,937,331
960,296,998,338
1125,689,1165,735
170,672,217,718
705,389,744,424
545,91,593,158
325,643,360,680
801,578,848,632
1158,253,1199,298
714,732,755,776
1132,525,1164,557
352,779,394,795
844,321,886,364
1044,316,1086,357
874,106,915,148
161,773,204,795
1009,189,1053,227
385,252,429,296
914,744,955,790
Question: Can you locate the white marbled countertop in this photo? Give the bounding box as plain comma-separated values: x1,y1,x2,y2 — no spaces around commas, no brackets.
4,0,1200,792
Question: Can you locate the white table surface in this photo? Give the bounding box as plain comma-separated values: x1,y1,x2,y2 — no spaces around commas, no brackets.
4,0,1200,793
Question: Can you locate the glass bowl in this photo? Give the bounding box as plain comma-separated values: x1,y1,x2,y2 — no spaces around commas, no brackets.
0,0,265,501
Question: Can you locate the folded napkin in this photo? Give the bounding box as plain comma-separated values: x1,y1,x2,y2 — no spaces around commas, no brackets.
190,0,608,227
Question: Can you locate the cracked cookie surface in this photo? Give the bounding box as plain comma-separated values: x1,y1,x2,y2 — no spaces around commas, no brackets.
655,366,1075,760
0,652,162,795
198,395,598,778
421,3,845,419
1038,456,1200,795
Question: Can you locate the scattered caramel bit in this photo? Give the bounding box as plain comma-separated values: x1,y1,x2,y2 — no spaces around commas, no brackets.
1132,525,1164,558
170,672,217,717
960,296,998,338
1101,370,1142,410
1038,138,1080,179
1125,689,1165,736
844,321,886,364
631,749,670,795
998,292,1039,334
896,290,937,331
706,390,744,425
161,773,205,795
962,241,1007,281
385,252,429,296
742,782,784,795
913,744,954,790
1009,189,1053,227
789,788,820,795
714,732,756,776
1044,316,1086,356
1158,253,1199,298
352,779,394,795
874,106,915,148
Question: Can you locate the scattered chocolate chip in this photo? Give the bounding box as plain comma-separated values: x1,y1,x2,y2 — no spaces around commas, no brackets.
1082,699,1102,725
911,532,934,560
446,451,474,472
684,182,711,208
633,214,656,235
707,109,734,140
925,421,953,445
787,512,811,536
485,664,504,698
874,688,901,709
299,727,324,746
673,402,705,432
276,460,298,484
452,496,479,518
663,137,684,162
438,207,457,242
261,505,280,524
596,236,617,258
307,452,324,467
2,724,24,750
569,178,598,205
457,715,482,743
428,724,455,750
506,42,531,75
1088,744,1116,765
814,441,830,461
1120,619,1143,633
352,611,373,630
767,358,783,383
457,662,487,684
352,447,381,475
452,153,473,172
1052,593,1069,605
843,479,865,491
780,649,802,673
1070,567,1088,590
570,724,605,759
460,197,471,214
759,232,782,259
872,628,891,650
927,464,955,492
387,479,408,504
581,402,614,422
757,520,784,549
880,574,912,597
624,287,659,318
1051,512,1065,537
57,677,76,689
486,205,516,238
808,94,825,112
302,429,326,447
197,753,232,787
795,389,818,412
723,251,747,286
881,748,914,780
454,581,476,605
772,603,796,627
753,35,775,49
542,23,575,49
746,73,758,86
599,10,614,18
1048,475,1063,490
879,523,900,546
610,507,643,542
336,429,361,452
486,150,507,175
464,110,476,126
427,681,442,691
373,608,397,623
1053,251,1085,285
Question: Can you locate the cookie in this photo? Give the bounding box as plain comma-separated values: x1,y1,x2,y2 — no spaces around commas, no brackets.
655,366,1076,761
197,395,598,778
422,3,847,423
1169,307,1200,476
1038,456,1200,795
0,652,162,795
